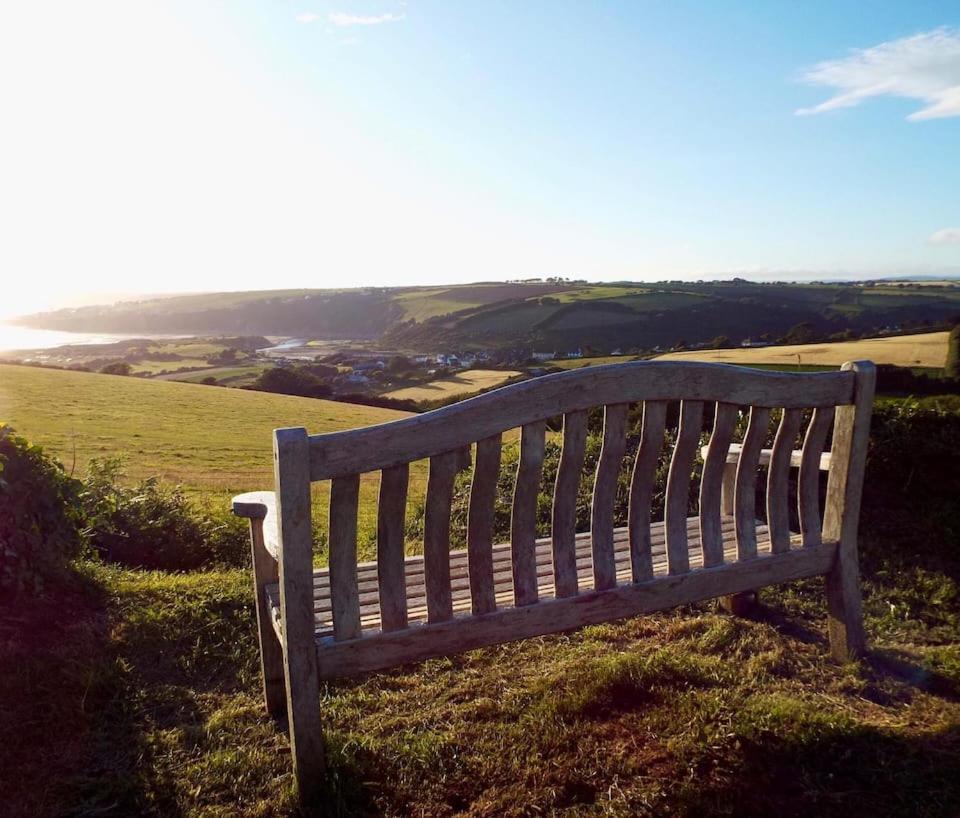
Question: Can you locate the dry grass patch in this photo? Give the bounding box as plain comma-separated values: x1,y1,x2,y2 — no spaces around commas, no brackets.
383,369,520,401
656,331,948,369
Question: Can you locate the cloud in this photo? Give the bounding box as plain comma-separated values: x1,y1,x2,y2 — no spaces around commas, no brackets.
796,27,960,120
295,12,321,23
328,12,405,27
929,227,960,246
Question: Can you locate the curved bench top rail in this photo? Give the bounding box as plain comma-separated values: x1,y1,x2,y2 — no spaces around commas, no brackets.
307,360,857,482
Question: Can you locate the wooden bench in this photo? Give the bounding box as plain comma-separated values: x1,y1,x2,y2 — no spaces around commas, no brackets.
232,359,875,802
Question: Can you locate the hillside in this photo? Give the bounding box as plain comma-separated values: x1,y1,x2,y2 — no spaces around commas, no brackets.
0,364,420,546
16,279,960,353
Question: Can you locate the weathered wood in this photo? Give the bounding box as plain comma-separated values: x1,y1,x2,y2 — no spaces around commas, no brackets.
700,444,832,472
468,434,502,614
798,406,835,547
665,400,704,575
232,490,279,559
591,403,629,590
273,427,325,799
313,543,837,678
329,474,361,641
512,421,546,606
377,464,409,632
767,409,803,554
552,411,587,597
309,363,854,480
699,403,738,568
424,450,458,623
245,515,286,717
628,400,667,582
823,361,875,660
734,406,771,560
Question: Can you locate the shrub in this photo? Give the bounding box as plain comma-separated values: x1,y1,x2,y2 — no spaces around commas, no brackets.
0,425,86,597
946,324,960,379
81,459,248,571
100,361,132,376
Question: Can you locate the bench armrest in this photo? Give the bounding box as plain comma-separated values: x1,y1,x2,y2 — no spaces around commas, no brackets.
232,491,280,560
699,444,831,471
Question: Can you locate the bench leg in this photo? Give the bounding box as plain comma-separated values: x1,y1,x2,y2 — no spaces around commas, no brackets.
248,519,287,718
720,591,756,616
824,547,866,661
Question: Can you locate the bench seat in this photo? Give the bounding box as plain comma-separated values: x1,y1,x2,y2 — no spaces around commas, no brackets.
263,516,805,641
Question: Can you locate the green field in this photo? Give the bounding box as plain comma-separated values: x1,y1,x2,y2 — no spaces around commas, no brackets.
0,364,425,549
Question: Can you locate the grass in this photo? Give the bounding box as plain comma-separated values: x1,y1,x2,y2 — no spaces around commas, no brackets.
382,369,521,401
655,331,949,369
547,355,640,369
3,557,958,817
0,364,423,547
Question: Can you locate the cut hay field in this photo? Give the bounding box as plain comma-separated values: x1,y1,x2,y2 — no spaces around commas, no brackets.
547,355,640,369
383,368,521,401
655,331,949,369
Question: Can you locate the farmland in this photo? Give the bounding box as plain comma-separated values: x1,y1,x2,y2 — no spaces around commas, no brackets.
656,331,949,369
0,364,422,549
382,368,521,401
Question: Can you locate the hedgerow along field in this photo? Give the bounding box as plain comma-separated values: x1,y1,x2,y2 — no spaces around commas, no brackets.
656,330,949,369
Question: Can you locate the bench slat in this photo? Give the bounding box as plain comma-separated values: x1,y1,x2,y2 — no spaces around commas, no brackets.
628,400,667,582
799,406,835,547
424,451,458,623
735,406,771,560
377,464,409,632
767,409,803,554
699,402,738,568
467,434,501,615
329,474,361,641
666,400,704,575
309,541,836,679
512,421,546,606
591,403,628,590
552,410,587,598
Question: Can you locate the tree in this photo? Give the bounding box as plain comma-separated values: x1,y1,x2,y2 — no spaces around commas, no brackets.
946,323,960,378
251,366,331,398
387,355,412,373
100,361,132,376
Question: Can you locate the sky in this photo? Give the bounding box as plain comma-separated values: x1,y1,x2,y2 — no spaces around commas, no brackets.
1,1,959,318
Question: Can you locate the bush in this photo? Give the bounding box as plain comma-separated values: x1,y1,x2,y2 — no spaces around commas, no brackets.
100,361,132,376
0,426,86,597
81,459,249,571
946,324,960,379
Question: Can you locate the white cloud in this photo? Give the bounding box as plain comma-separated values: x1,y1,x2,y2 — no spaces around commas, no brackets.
328,12,405,27
295,12,320,23
929,227,960,245
796,27,960,120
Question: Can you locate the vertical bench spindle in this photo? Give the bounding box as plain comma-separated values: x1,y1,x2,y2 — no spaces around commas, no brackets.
467,434,502,614
591,403,628,590
665,400,704,575
377,464,409,632
552,411,587,598
424,451,458,622
699,402,737,568
512,421,545,606
766,408,803,553
628,400,667,581
734,406,771,560
798,406,834,548
329,474,361,641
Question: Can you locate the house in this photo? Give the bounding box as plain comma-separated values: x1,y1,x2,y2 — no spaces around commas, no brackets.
532,351,556,361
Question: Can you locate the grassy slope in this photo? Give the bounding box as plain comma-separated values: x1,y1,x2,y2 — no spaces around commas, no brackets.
3,561,957,818
382,369,521,401
656,331,949,369
0,364,423,547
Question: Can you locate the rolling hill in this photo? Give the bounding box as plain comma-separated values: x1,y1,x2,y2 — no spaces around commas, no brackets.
16,279,960,354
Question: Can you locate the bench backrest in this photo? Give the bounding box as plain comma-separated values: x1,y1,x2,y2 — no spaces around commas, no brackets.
273,359,875,643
